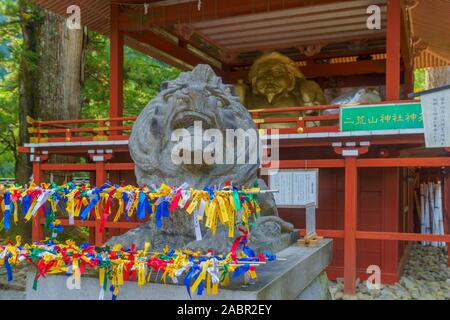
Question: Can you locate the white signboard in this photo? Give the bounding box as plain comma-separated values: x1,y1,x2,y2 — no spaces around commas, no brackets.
268,169,318,208
305,203,316,239
421,87,450,148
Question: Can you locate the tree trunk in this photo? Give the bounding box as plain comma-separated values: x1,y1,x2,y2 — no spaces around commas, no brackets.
17,0,38,184
426,66,450,89
17,3,86,184
35,10,85,121
35,9,86,184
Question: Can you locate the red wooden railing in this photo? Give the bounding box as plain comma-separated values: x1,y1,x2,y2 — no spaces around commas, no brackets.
27,116,136,143
26,105,342,143
250,104,340,133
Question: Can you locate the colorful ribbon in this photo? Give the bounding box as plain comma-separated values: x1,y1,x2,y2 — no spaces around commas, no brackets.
0,235,275,300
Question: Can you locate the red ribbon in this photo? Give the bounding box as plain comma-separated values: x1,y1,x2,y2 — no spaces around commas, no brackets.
99,190,115,233
230,228,248,263
169,192,181,212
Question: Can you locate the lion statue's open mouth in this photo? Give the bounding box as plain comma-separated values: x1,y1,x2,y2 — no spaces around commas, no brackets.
171,111,215,131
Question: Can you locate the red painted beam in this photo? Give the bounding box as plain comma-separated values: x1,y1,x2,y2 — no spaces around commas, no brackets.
268,159,346,169
110,3,124,121
357,158,450,168
227,60,387,83
344,156,358,295
118,0,343,31
40,219,96,227
28,117,136,126
40,164,97,171
105,163,135,171
386,0,401,100
126,31,223,75
104,221,141,228
356,231,450,243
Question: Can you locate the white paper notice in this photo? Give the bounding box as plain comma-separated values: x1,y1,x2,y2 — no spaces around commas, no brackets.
421,88,450,148
269,169,318,207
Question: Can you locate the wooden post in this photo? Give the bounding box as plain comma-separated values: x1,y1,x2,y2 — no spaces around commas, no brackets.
381,168,400,280
386,0,401,101
344,156,358,295
95,160,106,246
110,3,124,131
32,161,44,242
404,67,414,98
445,171,450,266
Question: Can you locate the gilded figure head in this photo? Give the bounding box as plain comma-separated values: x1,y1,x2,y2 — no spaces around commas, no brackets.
249,52,304,103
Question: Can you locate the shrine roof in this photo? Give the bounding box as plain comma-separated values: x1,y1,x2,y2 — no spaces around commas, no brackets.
31,0,450,70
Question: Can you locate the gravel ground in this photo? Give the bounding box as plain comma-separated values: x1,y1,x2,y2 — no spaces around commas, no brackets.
0,263,27,300
329,245,450,300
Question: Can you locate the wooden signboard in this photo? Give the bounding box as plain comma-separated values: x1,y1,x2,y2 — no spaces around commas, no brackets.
340,102,423,132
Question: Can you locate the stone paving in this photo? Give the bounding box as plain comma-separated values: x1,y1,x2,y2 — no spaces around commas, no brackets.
328,245,450,300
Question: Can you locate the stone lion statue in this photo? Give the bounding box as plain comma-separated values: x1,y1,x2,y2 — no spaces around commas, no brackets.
108,64,295,253
130,64,258,189
236,52,327,128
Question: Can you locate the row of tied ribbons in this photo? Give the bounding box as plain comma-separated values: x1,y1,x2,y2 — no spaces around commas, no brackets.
0,233,276,300
0,182,262,240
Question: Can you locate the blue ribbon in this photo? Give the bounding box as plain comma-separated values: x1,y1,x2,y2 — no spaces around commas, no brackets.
232,265,250,278
203,186,214,200
48,224,64,233
79,242,90,249
264,251,276,261
3,192,11,231
122,192,129,221
155,200,169,229
197,280,205,296
80,190,100,220
22,194,31,215
110,285,117,300
243,245,255,258
4,253,13,282
137,190,152,219
100,183,110,191
183,265,200,299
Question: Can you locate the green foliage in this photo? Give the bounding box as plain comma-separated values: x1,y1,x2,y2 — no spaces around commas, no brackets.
414,69,427,93
0,2,180,179
0,0,22,177
82,32,180,119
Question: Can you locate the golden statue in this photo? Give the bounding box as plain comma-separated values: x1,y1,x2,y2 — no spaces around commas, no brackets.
236,52,327,128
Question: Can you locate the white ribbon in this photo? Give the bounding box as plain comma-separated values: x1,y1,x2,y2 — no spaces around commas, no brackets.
193,207,202,241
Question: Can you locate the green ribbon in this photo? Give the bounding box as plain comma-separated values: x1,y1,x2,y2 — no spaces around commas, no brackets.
32,271,39,291
219,264,229,285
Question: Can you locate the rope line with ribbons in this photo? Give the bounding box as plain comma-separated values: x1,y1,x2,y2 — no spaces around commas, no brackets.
0,236,276,300
0,182,265,239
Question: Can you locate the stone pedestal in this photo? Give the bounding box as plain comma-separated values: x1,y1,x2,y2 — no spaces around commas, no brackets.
25,239,332,300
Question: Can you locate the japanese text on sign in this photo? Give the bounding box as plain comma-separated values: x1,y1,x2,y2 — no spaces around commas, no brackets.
421,88,450,148
340,102,424,132
268,169,318,208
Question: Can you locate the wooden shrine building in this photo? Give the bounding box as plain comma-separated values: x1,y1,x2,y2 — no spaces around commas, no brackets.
21,0,450,295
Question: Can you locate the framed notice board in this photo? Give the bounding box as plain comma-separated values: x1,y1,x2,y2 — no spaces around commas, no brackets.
268,169,319,208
